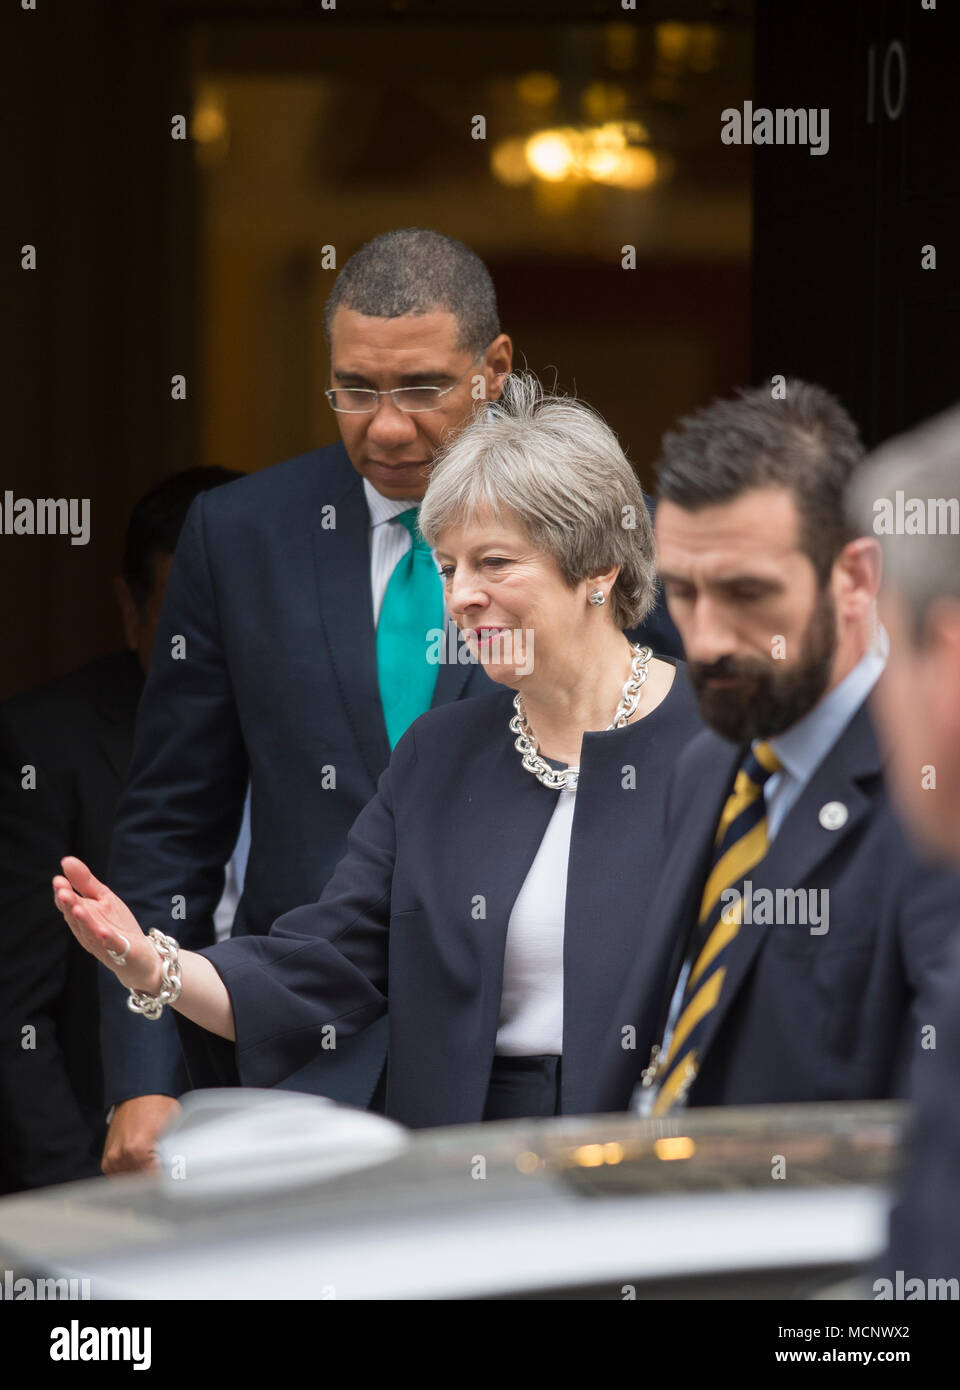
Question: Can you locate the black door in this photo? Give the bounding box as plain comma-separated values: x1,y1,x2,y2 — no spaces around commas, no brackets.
752,0,960,446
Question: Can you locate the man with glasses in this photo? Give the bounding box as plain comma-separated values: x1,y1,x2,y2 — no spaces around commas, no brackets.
99,228,679,1174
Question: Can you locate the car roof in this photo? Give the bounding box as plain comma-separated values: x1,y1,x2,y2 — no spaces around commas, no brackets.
0,1100,902,1300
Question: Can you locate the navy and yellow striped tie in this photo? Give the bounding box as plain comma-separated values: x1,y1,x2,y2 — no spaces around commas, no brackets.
651,740,782,1115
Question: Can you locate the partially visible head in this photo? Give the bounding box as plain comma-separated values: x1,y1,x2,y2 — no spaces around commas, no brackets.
845,405,960,861
323,228,512,500
418,372,657,689
655,380,878,742
117,466,242,673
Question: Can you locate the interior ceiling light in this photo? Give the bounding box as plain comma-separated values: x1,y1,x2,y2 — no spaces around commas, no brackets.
494,121,661,191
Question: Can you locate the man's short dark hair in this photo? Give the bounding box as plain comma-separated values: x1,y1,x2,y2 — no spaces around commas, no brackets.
322,228,500,356
122,466,242,609
655,380,865,584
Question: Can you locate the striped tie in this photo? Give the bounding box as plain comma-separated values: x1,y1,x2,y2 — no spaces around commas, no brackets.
650,740,782,1116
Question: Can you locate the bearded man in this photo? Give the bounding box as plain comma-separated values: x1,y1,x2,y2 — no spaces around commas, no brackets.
613,380,960,1117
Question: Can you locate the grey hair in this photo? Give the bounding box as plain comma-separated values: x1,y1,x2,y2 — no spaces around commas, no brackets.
845,403,960,644
417,372,657,630
322,228,500,356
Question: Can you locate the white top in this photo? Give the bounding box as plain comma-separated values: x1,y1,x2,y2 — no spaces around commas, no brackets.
495,782,576,1056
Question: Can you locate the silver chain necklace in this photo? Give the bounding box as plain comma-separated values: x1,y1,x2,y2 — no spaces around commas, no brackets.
509,642,653,791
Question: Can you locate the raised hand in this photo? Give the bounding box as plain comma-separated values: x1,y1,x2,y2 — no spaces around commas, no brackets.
52,857,162,996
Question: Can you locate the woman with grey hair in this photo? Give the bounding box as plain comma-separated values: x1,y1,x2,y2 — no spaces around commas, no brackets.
53,374,702,1126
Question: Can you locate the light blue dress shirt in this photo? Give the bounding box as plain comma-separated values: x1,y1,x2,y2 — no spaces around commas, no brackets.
764,639,887,841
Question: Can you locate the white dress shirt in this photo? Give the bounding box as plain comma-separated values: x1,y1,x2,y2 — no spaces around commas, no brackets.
363,477,444,627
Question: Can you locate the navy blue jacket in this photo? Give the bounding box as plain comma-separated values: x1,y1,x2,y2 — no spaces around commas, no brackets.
614,703,960,1109
174,661,702,1127
103,440,682,1109
881,928,960,1290
0,652,141,1191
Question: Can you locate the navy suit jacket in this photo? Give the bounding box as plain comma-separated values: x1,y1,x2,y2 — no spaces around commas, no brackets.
0,652,141,1192
614,702,960,1109
174,661,703,1128
881,929,960,1290
104,440,682,1110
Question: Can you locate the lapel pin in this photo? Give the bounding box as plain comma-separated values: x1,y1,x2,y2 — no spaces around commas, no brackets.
819,801,848,831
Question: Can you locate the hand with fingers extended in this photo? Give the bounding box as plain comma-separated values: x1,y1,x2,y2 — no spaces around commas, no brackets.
52,856,163,997
52,855,236,1049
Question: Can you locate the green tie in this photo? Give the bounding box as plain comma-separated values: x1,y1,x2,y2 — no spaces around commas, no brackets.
376,508,444,748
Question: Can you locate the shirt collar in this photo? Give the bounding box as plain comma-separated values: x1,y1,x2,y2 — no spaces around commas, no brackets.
765,635,888,787
362,477,421,528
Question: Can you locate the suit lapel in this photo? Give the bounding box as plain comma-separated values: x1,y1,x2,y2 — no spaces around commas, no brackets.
311,457,391,786
560,721,713,1109
458,725,564,1051
561,738,627,1097
651,738,741,1020
693,702,882,1069
613,733,740,1064
312,461,481,783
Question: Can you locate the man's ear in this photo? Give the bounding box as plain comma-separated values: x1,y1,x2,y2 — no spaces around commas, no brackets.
114,576,140,652
835,536,882,620
483,335,513,402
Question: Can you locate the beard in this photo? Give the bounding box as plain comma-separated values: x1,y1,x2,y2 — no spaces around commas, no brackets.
688,586,838,745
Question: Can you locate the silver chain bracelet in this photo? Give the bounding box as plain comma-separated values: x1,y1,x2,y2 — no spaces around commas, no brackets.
126,929,183,1020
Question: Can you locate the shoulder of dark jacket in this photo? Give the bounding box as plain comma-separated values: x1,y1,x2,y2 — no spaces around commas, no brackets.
0,650,142,728
194,440,354,529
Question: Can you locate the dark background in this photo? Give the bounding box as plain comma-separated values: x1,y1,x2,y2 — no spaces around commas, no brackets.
4,0,957,698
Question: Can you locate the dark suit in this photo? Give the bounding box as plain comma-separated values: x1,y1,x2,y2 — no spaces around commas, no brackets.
614,701,960,1109
0,651,142,1193
105,440,683,1113
173,660,702,1127
881,930,960,1291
